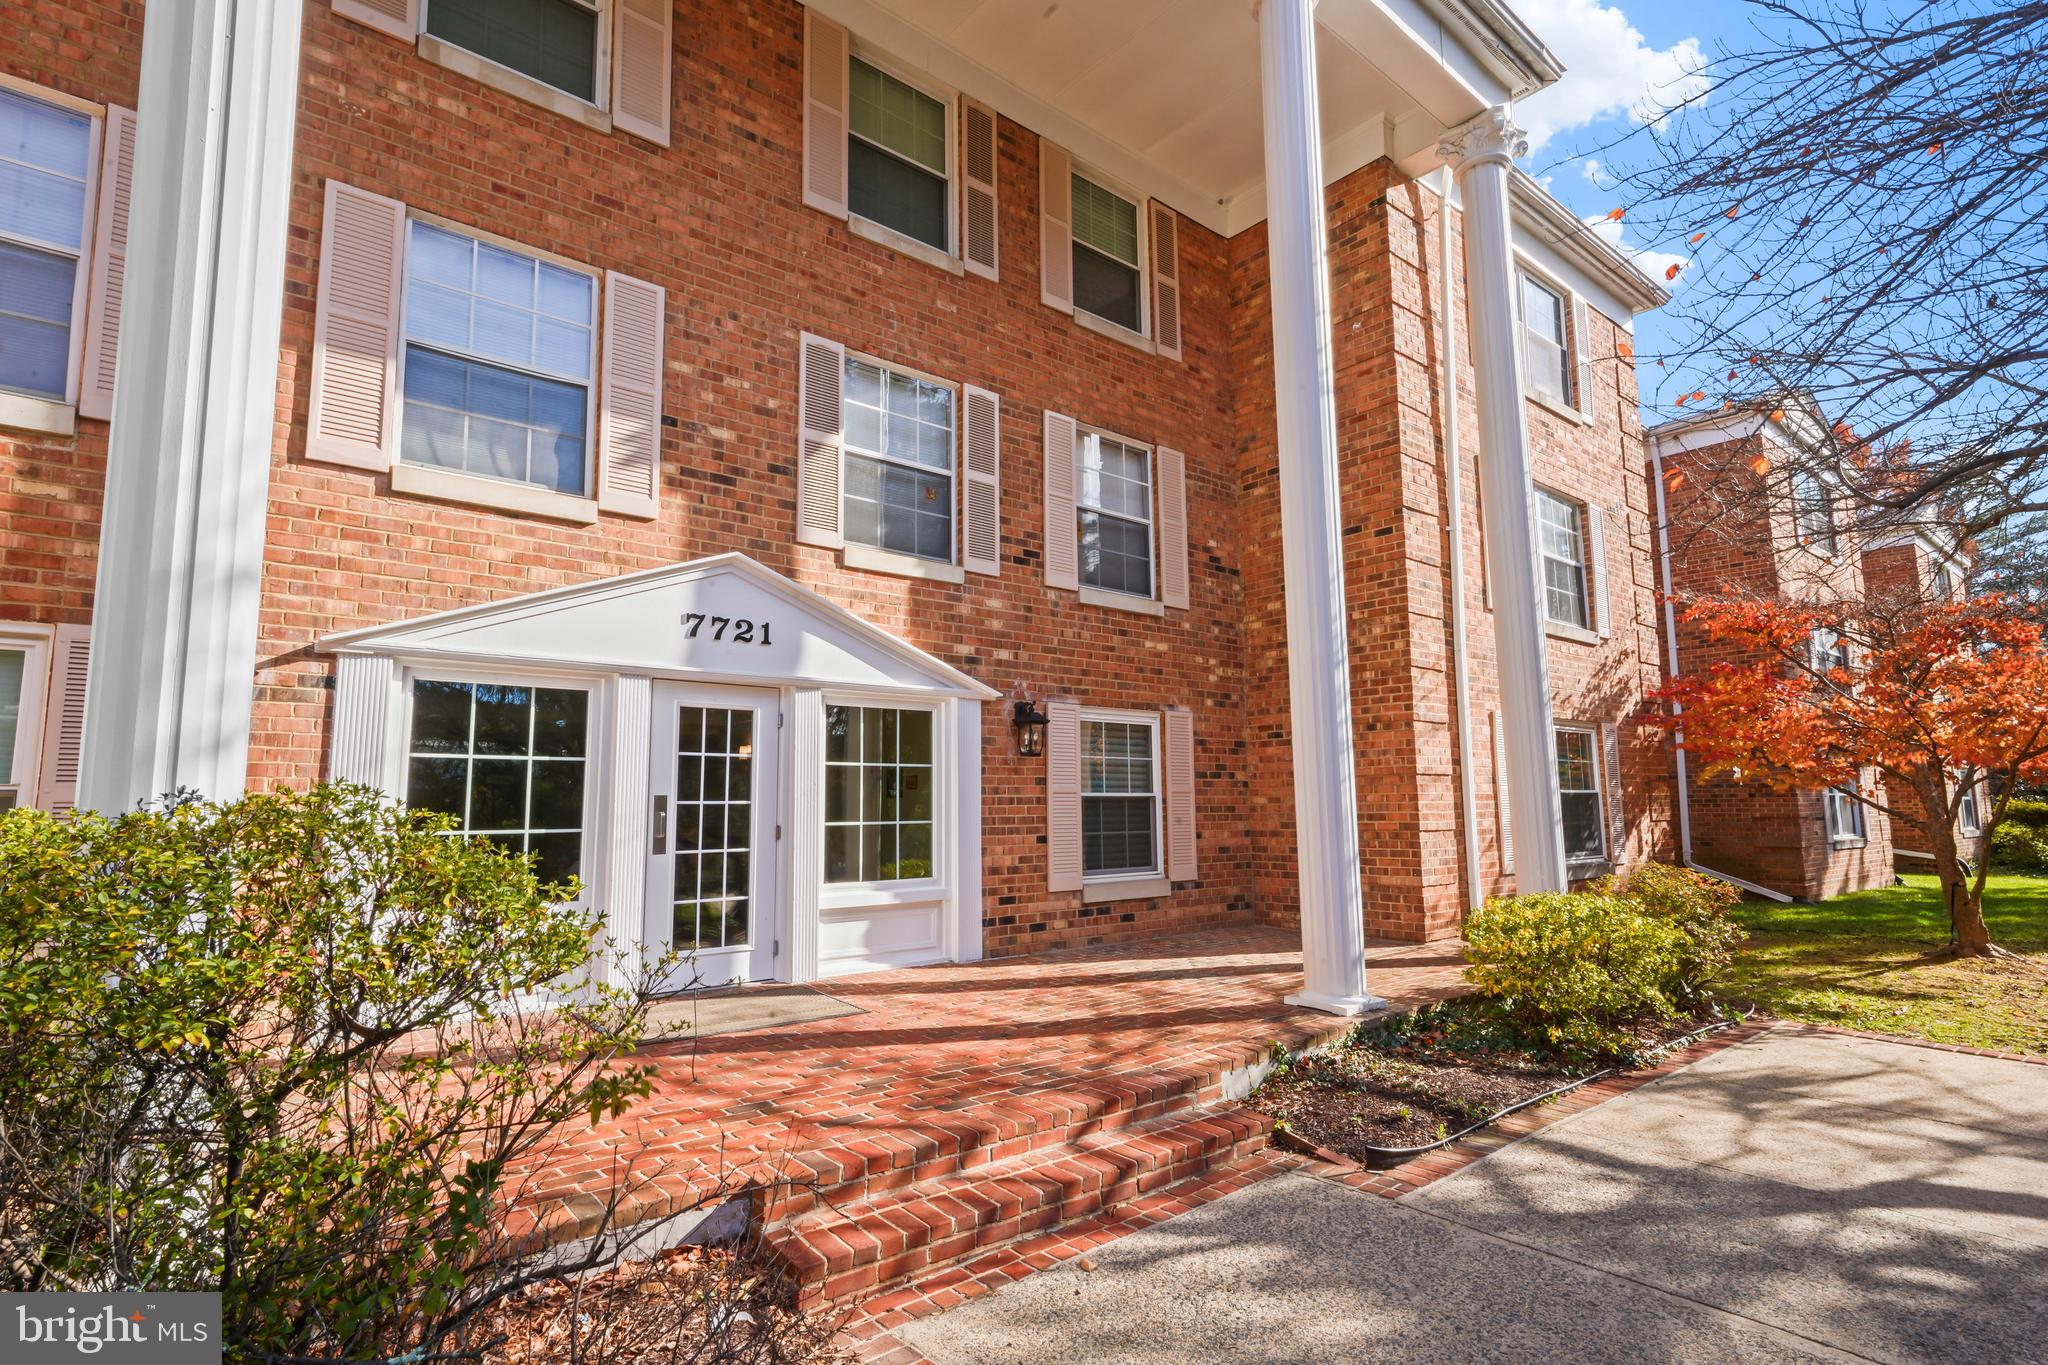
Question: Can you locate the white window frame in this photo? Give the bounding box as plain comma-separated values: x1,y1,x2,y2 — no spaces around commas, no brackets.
839,350,959,573
1958,782,1982,837
1823,782,1867,845
1075,425,1158,605
1078,707,1164,884
398,666,599,909
417,0,615,128
843,41,958,269
394,210,601,508
1790,467,1839,558
1515,267,1572,409
0,625,53,812
0,74,103,424
1554,725,1607,869
819,695,947,897
1535,486,1592,633
1069,163,1150,342
1929,561,1955,600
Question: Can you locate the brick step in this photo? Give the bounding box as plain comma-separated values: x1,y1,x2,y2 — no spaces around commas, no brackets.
762,1105,1273,1306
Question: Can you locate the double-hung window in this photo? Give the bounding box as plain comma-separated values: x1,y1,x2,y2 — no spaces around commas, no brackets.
0,635,46,813
1518,272,1571,407
425,0,605,106
1930,562,1954,600
1071,174,1144,334
1078,431,1154,599
1555,727,1606,866
824,705,936,883
1082,714,1160,879
400,220,598,497
1811,626,1851,684
1537,489,1591,630
0,85,95,404
1823,784,1866,844
842,355,954,563
1791,468,1838,556
847,57,950,253
1958,783,1982,836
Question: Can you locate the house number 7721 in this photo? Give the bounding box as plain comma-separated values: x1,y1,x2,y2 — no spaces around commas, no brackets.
682,612,772,645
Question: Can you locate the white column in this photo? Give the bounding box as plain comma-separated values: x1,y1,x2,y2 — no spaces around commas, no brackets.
76,0,305,811
603,676,654,984
1258,0,1383,1016
784,688,826,984
1440,108,1568,893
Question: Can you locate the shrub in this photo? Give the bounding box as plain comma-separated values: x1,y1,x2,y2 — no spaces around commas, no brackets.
1592,863,1744,1000
1990,820,2048,871
2001,797,2048,833
1462,893,1692,1055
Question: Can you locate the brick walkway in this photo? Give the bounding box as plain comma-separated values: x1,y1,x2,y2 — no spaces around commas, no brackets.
513,925,1468,1249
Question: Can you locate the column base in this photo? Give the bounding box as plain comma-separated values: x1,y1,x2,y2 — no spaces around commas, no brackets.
1285,988,1392,1017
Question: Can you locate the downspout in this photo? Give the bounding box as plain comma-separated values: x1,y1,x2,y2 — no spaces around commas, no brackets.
1437,169,1484,911
1649,439,1693,863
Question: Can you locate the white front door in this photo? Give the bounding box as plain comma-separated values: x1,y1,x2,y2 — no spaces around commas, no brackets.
646,682,781,990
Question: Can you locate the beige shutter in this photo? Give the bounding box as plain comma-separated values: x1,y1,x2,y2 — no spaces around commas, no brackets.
306,180,406,472
36,626,90,814
1602,722,1626,860
1572,294,1595,417
1039,138,1073,313
802,9,849,218
1157,445,1190,609
960,97,999,281
1164,707,1197,882
960,384,1001,575
1046,698,1082,892
612,0,673,146
1042,410,1078,589
597,270,665,518
333,0,417,41
1149,199,1182,362
795,331,845,547
1587,503,1611,639
1492,711,1514,875
78,105,136,422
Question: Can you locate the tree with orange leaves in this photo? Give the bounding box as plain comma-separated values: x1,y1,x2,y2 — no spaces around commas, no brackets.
1650,594,2048,957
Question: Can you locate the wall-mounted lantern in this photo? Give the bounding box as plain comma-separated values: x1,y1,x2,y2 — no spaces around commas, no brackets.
1011,699,1050,758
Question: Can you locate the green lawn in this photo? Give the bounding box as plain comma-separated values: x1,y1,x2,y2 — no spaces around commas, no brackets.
1722,872,2048,1056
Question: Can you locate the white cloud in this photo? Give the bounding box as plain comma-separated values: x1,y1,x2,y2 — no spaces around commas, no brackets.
1581,157,1613,188
1511,0,1711,153
1586,215,1689,285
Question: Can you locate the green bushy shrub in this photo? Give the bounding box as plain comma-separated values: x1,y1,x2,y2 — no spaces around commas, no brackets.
1592,862,1744,1000
1990,820,2048,870
1462,893,1692,1054
2001,797,2048,832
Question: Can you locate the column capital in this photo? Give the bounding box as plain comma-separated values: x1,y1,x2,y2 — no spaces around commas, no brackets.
1439,106,1528,171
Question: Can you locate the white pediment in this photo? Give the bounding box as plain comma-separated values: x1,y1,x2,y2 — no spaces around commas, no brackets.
318,554,997,698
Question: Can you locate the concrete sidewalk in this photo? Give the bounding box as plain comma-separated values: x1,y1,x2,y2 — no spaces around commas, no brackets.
898,1028,2048,1363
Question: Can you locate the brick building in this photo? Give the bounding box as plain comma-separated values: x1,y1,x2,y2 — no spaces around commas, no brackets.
0,0,1673,1006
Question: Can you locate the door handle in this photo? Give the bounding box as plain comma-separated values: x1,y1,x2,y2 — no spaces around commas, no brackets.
652,794,668,855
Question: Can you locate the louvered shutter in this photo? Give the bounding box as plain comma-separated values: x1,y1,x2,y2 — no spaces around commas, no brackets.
306,180,406,471
1492,711,1514,875
333,0,416,41
795,331,845,547
1602,722,1626,860
1149,199,1182,361
1042,410,1078,589
1157,446,1189,610
1046,698,1082,892
1572,295,1595,417
961,385,1001,575
960,97,999,281
597,271,665,518
78,105,135,421
36,626,89,814
612,0,673,146
1164,707,1197,882
802,10,849,218
1039,139,1073,312
1587,503,1611,639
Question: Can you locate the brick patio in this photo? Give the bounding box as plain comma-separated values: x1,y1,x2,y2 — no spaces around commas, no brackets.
515,925,1467,1301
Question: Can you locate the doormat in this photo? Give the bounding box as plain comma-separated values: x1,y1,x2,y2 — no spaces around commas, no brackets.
644,984,863,1040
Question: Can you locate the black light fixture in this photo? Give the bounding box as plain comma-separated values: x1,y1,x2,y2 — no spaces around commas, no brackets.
1012,699,1050,758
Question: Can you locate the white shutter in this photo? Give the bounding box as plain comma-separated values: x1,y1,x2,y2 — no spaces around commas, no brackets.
1157,445,1189,610
960,385,1001,575
1492,711,1514,875
1572,294,1595,417
78,105,136,422
1149,199,1182,362
1042,410,1078,589
1039,138,1073,313
1602,722,1626,860
36,626,90,814
1587,503,1612,639
597,271,665,518
1165,707,1197,882
330,654,398,788
1046,699,1082,892
333,0,417,41
612,0,673,147
795,331,845,548
802,9,850,218
960,97,999,281
306,180,406,472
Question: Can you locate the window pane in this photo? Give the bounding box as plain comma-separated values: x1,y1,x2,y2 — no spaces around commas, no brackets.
840,355,956,563
0,242,77,399
1561,792,1604,861
849,59,946,174
824,706,936,883
0,649,23,781
425,0,599,103
409,679,475,753
0,88,92,251
1073,244,1142,333
1537,492,1589,628
847,138,948,251
1071,176,1139,266
1520,275,1564,344
403,221,593,384
405,679,587,883
402,346,589,495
